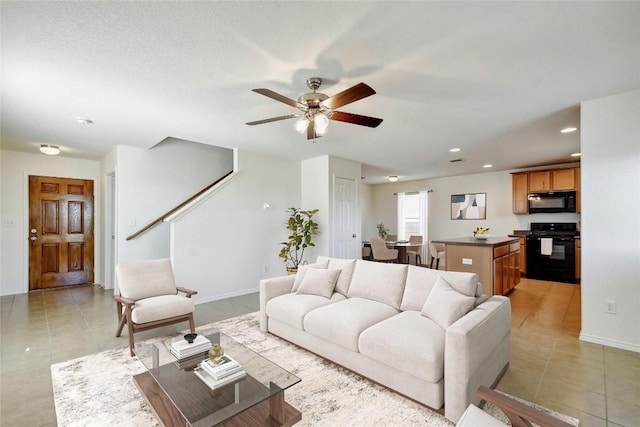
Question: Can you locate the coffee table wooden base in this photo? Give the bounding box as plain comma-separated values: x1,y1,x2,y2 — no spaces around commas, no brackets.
133,372,301,427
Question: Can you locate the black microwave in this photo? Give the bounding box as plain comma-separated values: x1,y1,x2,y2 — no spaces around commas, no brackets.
528,191,577,213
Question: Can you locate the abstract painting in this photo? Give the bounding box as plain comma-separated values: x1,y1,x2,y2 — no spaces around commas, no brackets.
451,193,487,220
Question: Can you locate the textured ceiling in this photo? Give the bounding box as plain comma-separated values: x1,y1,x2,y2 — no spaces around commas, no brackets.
1,1,639,183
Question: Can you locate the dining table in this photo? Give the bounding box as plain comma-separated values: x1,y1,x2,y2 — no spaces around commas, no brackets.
362,240,424,264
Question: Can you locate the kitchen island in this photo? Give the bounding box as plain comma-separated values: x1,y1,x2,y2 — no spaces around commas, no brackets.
431,236,521,296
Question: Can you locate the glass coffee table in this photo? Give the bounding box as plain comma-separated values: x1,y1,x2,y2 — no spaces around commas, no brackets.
134,329,301,427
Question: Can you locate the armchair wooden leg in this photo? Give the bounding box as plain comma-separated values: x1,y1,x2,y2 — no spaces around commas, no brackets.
115,315,126,337
127,320,135,357
188,314,196,333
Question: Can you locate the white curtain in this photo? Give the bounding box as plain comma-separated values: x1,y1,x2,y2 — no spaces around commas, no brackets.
397,191,429,262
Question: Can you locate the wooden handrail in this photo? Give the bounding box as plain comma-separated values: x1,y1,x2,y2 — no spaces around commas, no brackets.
126,170,233,241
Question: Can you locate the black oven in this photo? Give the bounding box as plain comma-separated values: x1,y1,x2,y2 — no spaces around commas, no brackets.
526,223,578,284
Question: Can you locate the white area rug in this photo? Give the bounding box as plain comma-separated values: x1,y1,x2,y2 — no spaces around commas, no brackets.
51,312,578,427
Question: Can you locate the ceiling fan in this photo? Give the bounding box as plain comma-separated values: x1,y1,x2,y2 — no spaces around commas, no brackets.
246,77,383,140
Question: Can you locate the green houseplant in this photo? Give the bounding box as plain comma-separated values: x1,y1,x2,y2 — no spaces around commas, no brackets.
376,222,389,240
279,207,320,273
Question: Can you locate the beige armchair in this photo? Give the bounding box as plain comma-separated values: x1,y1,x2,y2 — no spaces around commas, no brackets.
429,242,446,270
115,258,197,356
370,238,398,263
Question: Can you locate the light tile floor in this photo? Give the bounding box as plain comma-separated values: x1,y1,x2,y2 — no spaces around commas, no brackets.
0,279,638,426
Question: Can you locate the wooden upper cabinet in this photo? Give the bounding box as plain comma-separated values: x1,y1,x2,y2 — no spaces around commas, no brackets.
528,171,551,192
512,173,528,214
512,166,580,214
552,168,577,190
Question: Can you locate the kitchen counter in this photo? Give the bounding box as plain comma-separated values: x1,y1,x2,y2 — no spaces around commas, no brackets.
432,236,520,246
433,236,521,296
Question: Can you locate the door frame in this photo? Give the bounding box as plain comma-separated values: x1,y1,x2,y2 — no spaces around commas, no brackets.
22,170,102,293
104,170,117,291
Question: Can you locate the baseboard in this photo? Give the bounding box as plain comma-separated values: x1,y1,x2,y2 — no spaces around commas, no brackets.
579,332,640,353
194,287,259,305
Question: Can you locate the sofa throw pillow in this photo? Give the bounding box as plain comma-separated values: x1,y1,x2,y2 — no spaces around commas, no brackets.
291,260,330,292
421,276,476,330
296,268,341,299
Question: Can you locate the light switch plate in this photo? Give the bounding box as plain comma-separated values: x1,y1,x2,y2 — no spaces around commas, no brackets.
462,258,473,265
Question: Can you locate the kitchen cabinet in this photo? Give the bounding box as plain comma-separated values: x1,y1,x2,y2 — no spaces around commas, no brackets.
432,236,520,297
576,239,581,281
529,171,551,192
512,173,528,214
511,166,581,214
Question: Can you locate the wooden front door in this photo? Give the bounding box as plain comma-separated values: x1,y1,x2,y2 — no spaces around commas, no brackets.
29,176,94,290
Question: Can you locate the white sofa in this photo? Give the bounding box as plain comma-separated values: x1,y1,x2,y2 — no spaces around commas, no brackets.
259,257,512,423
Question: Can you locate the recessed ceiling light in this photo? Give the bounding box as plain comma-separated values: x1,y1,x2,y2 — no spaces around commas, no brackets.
571,152,581,157
561,127,578,133
483,164,493,168
388,176,399,182
449,148,461,152
40,144,60,155
76,118,93,125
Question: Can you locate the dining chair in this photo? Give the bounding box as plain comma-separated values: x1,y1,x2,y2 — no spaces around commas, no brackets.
370,238,398,263
385,234,398,242
115,258,198,356
406,235,423,265
429,242,446,270
362,245,372,260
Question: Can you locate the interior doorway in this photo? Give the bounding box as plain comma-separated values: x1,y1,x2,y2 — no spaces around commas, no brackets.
28,175,95,290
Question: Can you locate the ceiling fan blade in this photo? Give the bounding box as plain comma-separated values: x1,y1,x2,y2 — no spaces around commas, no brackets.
330,111,383,128
252,89,305,109
321,82,376,110
307,118,319,140
246,114,298,125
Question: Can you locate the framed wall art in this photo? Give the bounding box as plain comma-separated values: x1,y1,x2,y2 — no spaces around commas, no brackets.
451,193,487,220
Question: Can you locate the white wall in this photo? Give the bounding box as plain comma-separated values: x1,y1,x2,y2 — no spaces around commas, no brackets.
301,156,330,262
114,141,233,266
366,169,580,243
580,90,640,352
171,149,299,303
0,150,101,295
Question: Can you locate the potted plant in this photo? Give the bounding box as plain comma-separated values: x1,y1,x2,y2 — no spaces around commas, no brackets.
279,207,320,273
376,222,389,240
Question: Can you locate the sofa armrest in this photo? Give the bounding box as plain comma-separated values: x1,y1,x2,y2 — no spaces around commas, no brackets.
259,274,296,332
444,296,512,423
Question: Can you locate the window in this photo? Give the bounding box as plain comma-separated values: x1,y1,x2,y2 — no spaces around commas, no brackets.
397,191,428,241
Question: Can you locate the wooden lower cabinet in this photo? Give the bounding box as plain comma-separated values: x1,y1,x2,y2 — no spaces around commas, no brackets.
441,237,520,297
576,239,581,281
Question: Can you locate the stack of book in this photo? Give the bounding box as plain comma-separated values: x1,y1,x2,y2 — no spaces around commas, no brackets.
194,355,246,389
170,335,212,360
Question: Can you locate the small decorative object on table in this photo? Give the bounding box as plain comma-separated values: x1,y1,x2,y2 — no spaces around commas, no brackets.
184,333,198,344
473,227,490,240
208,343,225,364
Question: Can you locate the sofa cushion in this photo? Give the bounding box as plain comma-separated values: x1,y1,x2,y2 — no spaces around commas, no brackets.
131,294,194,324
296,268,341,298
316,257,357,296
291,260,330,292
266,292,343,330
421,276,476,330
439,271,480,297
347,260,408,309
400,265,442,311
359,311,445,383
304,298,399,352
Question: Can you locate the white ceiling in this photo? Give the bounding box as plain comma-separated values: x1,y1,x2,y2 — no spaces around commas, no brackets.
1,1,639,183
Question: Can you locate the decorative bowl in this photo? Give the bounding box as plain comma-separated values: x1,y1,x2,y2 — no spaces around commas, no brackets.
473,233,490,240
184,333,198,344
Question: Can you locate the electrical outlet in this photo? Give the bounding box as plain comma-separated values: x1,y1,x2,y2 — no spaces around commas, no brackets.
462,258,473,265
605,300,616,314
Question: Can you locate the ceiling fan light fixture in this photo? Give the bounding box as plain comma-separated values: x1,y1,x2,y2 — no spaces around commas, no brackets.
295,117,309,134
40,144,60,155
314,113,329,134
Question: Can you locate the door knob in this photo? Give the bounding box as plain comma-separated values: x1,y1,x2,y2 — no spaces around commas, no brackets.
31,228,37,234
30,236,38,241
